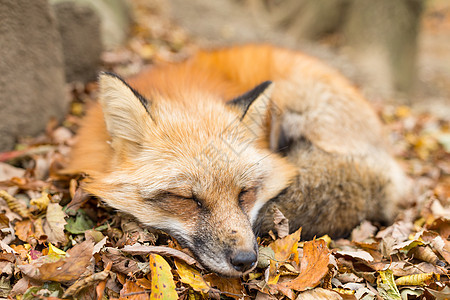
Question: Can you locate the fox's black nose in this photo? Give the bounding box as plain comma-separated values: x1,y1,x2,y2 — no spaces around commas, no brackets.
230,251,257,272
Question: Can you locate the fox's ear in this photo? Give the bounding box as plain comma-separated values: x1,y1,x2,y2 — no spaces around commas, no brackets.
227,81,274,137
98,72,153,145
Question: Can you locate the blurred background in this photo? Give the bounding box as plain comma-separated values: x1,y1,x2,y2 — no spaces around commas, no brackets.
0,0,449,151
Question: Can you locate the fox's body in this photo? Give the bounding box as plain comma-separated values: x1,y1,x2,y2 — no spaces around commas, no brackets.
69,45,409,276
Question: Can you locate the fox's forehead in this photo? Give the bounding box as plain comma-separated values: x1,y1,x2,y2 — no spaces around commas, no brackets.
145,99,259,155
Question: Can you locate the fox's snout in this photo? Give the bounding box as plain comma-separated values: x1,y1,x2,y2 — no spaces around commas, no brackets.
187,206,260,276
229,249,258,273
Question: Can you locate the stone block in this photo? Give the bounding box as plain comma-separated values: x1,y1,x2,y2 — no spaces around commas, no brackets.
0,0,68,151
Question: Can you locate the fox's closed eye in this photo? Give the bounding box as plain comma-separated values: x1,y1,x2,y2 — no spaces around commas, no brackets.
238,188,257,211
191,195,202,208
156,192,202,208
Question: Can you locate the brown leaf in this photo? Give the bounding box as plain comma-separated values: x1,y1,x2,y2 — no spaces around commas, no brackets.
63,261,111,298
43,203,67,245
0,162,25,180
296,288,343,299
420,230,450,264
376,221,413,243
390,261,446,276
101,247,141,274
408,245,443,265
278,239,331,292
120,279,150,300
335,250,374,263
350,221,377,242
425,286,450,300
203,273,243,299
19,240,94,282
273,207,289,239
9,277,35,297
66,186,90,213
135,277,153,290
427,217,450,239
14,219,35,243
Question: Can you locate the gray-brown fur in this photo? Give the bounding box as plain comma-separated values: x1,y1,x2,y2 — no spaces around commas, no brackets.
256,139,391,240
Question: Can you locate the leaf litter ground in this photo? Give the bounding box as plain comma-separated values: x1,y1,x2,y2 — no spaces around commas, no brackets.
1,2,449,299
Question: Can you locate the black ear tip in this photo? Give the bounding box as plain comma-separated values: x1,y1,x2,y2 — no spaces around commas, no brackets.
98,71,124,81
228,80,273,106
259,80,273,90
244,81,273,98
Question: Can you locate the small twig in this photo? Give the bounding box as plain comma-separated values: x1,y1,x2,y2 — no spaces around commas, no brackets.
120,244,198,266
122,291,151,296
0,145,56,162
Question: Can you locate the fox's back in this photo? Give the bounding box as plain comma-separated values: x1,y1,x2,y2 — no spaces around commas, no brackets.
70,44,384,174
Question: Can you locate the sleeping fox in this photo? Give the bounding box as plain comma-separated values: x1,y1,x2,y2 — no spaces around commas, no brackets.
67,44,410,277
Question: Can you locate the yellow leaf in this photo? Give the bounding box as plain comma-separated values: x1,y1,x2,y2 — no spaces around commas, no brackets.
317,234,332,247
267,259,280,285
0,190,30,218
377,269,401,300
395,273,438,286
149,254,178,300
395,106,411,118
269,227,302,264
30,192,50,211
175,259,210,293
333,287,355,295
47,243,66,260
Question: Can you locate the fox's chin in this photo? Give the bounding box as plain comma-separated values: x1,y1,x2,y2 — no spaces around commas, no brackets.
194,254,251,278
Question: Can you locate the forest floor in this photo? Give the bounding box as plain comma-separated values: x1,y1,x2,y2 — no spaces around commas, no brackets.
0,1,449,299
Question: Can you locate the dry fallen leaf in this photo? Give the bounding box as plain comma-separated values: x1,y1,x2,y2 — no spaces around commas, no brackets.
0,162,25,180
121,243,197,265
175,259,210,293
269,227,301,264
296,287,343,300
30,191,50,211
426,286,450,300
148,254,178,299
101,247,141,274
203,273,244,299
18,240,94,282
0,190,30,218
395,272,438,286
63,261,111,298
277,239,331,292
14,219,35,243
273,207,289,239
377,269,401,300
43,203,67,245
120,279,150,300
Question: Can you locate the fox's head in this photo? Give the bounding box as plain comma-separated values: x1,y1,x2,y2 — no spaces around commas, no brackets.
85,72,296,276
